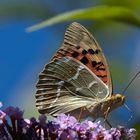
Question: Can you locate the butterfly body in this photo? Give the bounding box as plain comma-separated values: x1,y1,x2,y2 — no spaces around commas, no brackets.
86,94,125,119
35,22,125,120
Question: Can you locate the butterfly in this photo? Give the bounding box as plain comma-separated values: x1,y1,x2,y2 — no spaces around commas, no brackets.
35,22,125,123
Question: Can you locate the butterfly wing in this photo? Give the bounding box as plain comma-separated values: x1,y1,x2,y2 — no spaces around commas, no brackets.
36,57,108,116
52,22,112,95
35,22,112,116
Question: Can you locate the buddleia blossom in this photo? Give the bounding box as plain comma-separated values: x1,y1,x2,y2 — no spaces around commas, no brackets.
0,105,137,140
54,114,137,140
54,113,77,129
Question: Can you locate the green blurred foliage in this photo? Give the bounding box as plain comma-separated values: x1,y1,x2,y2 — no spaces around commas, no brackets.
102,0,140,10
27,6,140,32
0,3,54,21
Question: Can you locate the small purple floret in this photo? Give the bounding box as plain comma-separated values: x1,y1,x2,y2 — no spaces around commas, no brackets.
54,113,77,129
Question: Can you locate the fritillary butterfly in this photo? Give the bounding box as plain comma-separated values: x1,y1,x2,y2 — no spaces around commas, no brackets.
35,22,125,122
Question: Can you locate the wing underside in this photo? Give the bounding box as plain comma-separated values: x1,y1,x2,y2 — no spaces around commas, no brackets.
36,57,108,116
52,22,112,94
35,22,112,116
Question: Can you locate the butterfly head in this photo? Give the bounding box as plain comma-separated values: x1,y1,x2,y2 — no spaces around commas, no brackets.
113,94,125,107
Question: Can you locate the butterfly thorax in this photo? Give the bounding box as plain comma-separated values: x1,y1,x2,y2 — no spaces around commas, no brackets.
86,94,125,119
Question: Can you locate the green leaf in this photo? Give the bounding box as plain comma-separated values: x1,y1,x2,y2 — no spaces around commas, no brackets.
26,5,140,32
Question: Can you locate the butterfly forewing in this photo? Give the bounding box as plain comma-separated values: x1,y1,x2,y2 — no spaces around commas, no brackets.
35,22,112,116
52,22,112,95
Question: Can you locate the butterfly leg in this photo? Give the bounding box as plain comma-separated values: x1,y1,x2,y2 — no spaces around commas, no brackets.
104,107,110,119
103,107,112,128
105,119,112,128
78,107,85,121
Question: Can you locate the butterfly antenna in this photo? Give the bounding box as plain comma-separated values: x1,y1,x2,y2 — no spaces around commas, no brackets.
122,71,140,126
123,103,133,126
124,103,131,112
122,71,140,94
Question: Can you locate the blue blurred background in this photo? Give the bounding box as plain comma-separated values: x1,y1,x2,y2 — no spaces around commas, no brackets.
0,0,140,129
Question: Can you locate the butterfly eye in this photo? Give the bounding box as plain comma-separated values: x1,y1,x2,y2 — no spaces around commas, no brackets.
116,94,122,99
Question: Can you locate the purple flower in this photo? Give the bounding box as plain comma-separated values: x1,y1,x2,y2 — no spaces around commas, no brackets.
4,106,23,119
91,131,99,139
60,130,69,140
54,113,77,129
110,128,121,140
0,105,137,140
24,118,30,125
126,128,137,140
103,130,113,140
75,120,101,139
97,123,106,133
38,114,47,127
74,120,100,137
80,120,98,131
30,117,37,124
68,129,78,140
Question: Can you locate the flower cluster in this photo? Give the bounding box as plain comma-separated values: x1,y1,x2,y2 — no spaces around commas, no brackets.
0,103,137,140
54,114,136,140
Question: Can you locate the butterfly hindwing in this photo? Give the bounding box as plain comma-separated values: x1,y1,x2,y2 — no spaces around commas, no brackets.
36,57,109,116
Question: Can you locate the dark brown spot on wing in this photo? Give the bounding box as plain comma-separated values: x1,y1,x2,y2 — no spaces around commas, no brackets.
80,56,89,64
92,61,103,68
72,52,79,58
96,62,105,71
82,49,88,55
76,46,80,49
92,61,97,67
88,49,95,54
88,49,100,55
95,49,100,54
